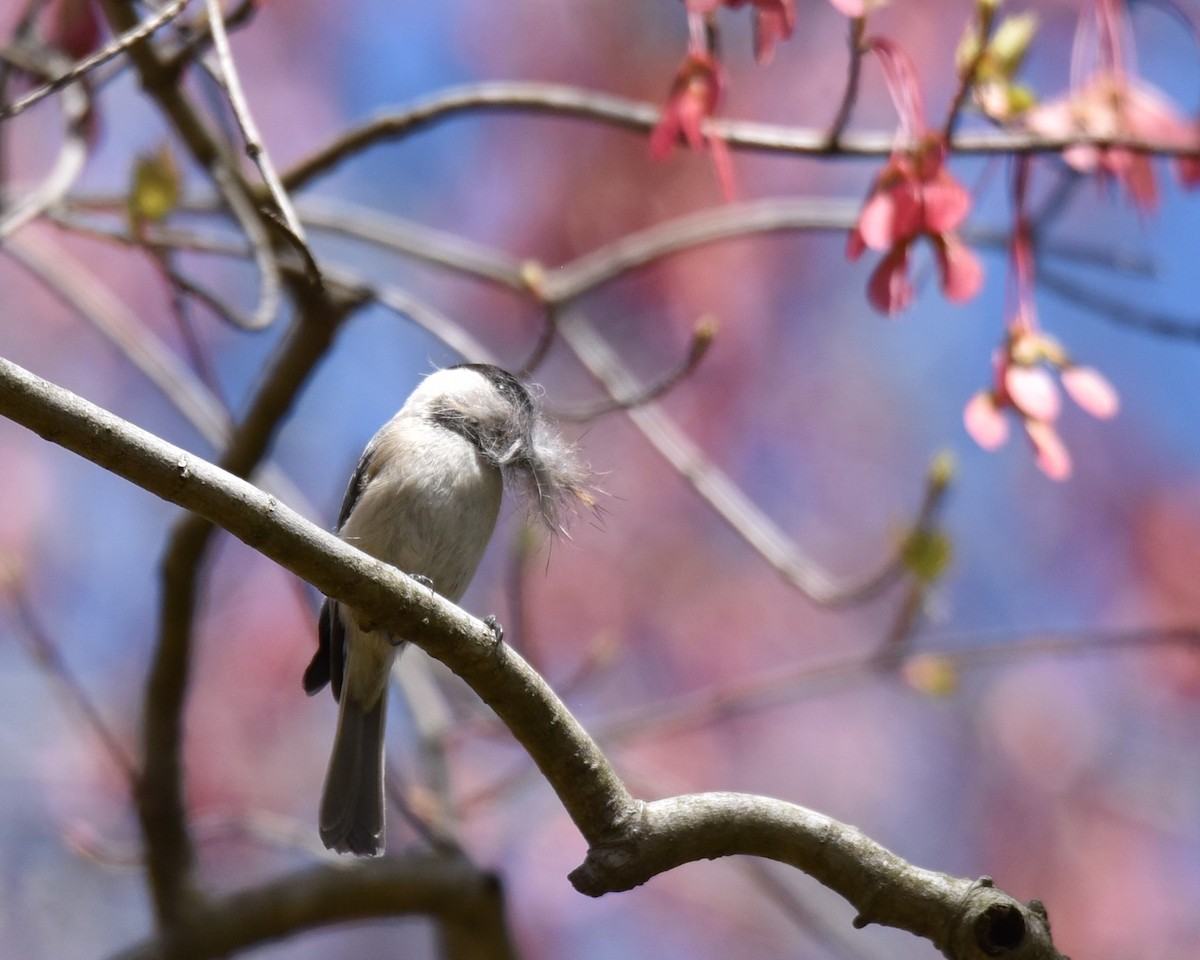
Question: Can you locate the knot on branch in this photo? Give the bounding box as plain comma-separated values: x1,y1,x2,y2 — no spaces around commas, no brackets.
945,878,1067,960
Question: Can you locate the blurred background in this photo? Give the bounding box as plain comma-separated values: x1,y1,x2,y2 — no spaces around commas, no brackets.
1,0,1199,957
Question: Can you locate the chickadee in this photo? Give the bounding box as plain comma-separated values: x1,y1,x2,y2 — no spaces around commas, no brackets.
302,363,592,856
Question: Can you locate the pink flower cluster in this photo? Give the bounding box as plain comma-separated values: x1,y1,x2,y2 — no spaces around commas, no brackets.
653,0,869,194
686,0,797,64
1026,70,1200,212
964,323,1119,480
847,135,983,316
1022,0,1200,211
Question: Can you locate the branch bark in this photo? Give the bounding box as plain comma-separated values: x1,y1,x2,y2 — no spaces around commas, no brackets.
0,354,1067,959
108,856,518,960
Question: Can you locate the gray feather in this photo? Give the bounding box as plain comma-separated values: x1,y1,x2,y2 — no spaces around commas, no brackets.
319,691,387,856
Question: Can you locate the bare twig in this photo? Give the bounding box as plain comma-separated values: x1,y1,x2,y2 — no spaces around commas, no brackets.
6,582,138,783
942,1,996,142
0,43,90,238
556,316,716,421
596,626,1200,745
207,160,281,329
0,0,190,122
557,311,949,605
297,197,526,290
201,0,306,242
1039,266,1200,342
278,80,1200,194
320,262,498,363
545,198,859,303
826,16,866,147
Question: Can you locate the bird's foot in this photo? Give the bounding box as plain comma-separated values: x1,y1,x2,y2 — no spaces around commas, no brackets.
483,615,505,645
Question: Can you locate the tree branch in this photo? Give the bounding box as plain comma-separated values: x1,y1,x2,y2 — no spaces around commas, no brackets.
107,855,518,960
0,354,1069,959
139,286,360,925
0,353,638,847
279,80,1200,194
571,793,1064,960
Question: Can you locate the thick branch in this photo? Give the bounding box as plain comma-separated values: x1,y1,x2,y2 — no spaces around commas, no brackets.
0,354,1070,959
0,355,636,849
572,793,1064,960
108,856,517,960
139,289,359,925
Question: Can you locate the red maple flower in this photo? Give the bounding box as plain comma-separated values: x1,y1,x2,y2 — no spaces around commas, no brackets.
686,0,796,64
650,50,736,199
964,159,1118,480
847,135,983,315
1023,0,1200,211
964,324,1118,481
1026,71,1200,212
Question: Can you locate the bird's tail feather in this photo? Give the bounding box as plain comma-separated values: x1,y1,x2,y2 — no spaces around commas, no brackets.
319,692,387,856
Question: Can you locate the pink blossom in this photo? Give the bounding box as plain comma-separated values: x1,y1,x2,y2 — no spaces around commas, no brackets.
965,330,1119,481
1061,366,1120,419
650,51,736,199
848,137,983,315
963,392,1009,451
1025,420,1072,481
1003,364,1060,423
828,0,866,16
687,0,796,63
1025,70,1200,211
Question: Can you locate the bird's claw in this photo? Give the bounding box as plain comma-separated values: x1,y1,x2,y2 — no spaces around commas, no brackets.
483,615,504,644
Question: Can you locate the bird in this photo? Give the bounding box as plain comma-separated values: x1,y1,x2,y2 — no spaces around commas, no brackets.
302,363,592,856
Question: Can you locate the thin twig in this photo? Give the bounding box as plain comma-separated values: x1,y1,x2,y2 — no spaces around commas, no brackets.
201,0,306,242
320,262,499,363
297,196,526,290
556,316,716,421
1040,266,1200,342
557,311,949,606
162,0,258,74
0,0,190,121
942,0,996,142
6,584,139,783
516,299,560,376
544,198,861,303
208,160,281,329
278,80,1200,194
0,43,91,238
825,16,866,148
595,625,1200,745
